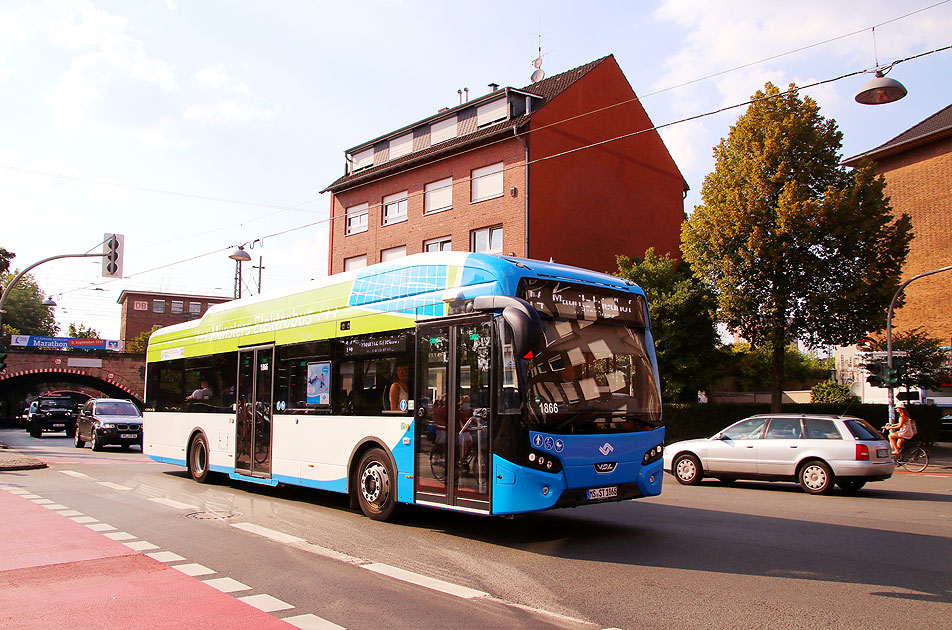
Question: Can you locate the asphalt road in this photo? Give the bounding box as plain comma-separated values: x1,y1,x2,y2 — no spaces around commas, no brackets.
2,428,950,630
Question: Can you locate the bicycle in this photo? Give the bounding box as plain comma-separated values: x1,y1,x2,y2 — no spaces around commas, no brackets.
895,441,929,473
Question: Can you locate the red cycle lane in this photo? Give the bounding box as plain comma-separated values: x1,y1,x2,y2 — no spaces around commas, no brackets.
0,490,296,630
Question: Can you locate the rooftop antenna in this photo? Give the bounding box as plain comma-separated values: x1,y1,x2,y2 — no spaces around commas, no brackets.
530,34,553,84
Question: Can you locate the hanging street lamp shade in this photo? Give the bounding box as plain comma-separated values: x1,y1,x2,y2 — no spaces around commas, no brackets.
855,71,907,105
228,246,252,262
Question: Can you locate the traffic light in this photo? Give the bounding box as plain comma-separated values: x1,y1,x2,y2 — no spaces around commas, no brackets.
102,233,124,279
881,364,899,388
865,361,884,387
0,344,7,373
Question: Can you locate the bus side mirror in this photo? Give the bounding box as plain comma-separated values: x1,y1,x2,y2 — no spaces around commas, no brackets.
501,305,542,359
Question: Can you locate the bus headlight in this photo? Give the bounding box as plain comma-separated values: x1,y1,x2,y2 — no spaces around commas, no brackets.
642,444,663,465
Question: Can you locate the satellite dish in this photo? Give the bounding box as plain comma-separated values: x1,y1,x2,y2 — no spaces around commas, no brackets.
533,56,544,69
531,68,545,83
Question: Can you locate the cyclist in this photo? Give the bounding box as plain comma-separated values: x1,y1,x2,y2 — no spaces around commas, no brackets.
885,401,917,457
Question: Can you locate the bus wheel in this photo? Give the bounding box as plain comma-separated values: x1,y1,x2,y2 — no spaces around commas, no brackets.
356,448,397,521
188,433,211,484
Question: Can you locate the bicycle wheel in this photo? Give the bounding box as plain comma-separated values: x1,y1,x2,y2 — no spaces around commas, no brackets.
901,447,929,473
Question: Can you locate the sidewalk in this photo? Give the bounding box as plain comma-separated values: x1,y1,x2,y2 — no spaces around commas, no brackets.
0,487,297,629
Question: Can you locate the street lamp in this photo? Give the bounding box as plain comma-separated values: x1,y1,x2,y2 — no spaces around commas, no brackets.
228,246,252,299
42,296,57,306
855,27,907,105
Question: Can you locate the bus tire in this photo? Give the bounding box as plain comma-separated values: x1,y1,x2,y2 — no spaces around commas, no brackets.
356,448,397,521
188,433,211,484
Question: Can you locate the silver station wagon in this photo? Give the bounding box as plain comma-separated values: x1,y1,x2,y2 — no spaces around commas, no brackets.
663,414,895,494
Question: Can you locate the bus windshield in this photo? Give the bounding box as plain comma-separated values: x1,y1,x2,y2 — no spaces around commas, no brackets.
523,318,661,434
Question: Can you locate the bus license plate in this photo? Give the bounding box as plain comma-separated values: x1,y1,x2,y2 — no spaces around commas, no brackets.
587,486,618,501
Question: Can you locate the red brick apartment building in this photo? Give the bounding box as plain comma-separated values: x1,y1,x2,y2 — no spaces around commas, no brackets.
844,104,952,343
117,290,231,346
322,55,687,275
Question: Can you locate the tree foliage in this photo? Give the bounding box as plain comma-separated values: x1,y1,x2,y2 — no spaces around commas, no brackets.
862,328,952,391
0,247,13,275
125,326,159,354
720,342,831,392
681,82,913,411
68,323,100,339
615,248,720,403
0,270,58,337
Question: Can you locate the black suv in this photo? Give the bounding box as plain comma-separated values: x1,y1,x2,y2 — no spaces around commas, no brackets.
27,396,78,438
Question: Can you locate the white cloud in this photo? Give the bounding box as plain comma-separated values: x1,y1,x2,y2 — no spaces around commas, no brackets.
196,64,230,88
184,100,275,124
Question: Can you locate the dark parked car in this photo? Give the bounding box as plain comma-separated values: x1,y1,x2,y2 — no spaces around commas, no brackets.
940,414,952,442
74,398,143,451
27,396,78,438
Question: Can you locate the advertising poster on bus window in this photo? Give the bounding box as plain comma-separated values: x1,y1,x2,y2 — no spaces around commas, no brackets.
307,361,331,405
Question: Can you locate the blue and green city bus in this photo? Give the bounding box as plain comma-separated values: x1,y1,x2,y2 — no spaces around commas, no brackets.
143,252,664,520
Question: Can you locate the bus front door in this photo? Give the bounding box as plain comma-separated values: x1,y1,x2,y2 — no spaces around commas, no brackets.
235,345,274,478
415,319,492,512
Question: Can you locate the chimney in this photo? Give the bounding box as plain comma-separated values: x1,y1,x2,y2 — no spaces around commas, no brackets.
458,89,462,105
464,87,469,102
489,83,499,92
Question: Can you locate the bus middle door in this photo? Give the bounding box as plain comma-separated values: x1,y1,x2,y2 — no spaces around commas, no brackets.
235,345,274,478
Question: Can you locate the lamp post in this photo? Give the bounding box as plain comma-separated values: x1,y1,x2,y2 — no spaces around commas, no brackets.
228,246,252,299
885,264,952,421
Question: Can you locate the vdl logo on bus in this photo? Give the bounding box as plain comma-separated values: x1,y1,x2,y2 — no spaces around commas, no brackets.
599,442,615,456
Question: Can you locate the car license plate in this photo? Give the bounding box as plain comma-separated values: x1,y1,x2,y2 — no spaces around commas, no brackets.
877,448,890,458
52,424,65,428
587,486,618,501
121,433,139,439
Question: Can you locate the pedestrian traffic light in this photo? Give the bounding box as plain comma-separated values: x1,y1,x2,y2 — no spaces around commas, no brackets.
102,233,124,279
865,361,884,387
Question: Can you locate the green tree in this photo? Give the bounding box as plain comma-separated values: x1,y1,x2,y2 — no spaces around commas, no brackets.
720,342,830,391
0,270,58,337
615,248,721,403
681,82,913,412
68,323,100,339
862,328,951,391
126,326,159,354
0,247,13,274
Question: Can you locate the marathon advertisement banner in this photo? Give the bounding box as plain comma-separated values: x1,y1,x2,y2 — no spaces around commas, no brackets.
9,335,123,351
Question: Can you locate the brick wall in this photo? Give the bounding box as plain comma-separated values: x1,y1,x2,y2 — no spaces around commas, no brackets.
874,135,952,342
328,140,527,275
119,293,231,344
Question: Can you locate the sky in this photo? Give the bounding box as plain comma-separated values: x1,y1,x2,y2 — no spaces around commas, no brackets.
1,0,950,341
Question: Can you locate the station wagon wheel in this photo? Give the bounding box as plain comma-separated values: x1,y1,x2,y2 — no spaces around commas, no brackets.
673,453,703,485
798,460,834,495
356,448,397,521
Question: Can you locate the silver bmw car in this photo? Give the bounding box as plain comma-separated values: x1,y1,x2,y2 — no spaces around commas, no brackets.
663,414,895,494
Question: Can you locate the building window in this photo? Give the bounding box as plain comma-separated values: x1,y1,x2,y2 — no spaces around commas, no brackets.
388,133,413,161
171,300,184,314
424,237,452,253
430,117,457,145
351,148,373,172
471,162,504,203
189,302,202,314
424,178,452,214
344,255,367,271
382,192,408,226
380,245,407,262
345,203,369,235
477,98,508,127
153,299,166,314
471,226,502,254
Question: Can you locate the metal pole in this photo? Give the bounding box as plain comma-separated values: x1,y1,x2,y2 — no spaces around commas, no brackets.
0,252,105,335
885,264,952,421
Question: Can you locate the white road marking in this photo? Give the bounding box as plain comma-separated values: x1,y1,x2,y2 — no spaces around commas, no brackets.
86,522,116,532
361,563,488,599
30,498,54,504
149,497,199,510
60,471,90,478
104,531,136,541
70,516,98,524
58,510,84,517
3,488,29,494
19,494,41,499
124,540,159,551
281,613,346,630
172,563,216,577
97,481,131,491
237,594,294,613
42,504,69,510
230,522,305,544
203,577,252,593
147,551,186,563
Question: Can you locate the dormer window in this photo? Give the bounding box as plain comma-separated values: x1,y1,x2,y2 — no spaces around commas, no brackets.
389,133,413,161
476,98,508,127
351,147,374,172
430,117,457,145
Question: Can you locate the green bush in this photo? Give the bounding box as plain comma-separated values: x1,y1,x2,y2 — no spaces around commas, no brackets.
663,403,942,444
810,380,859,404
